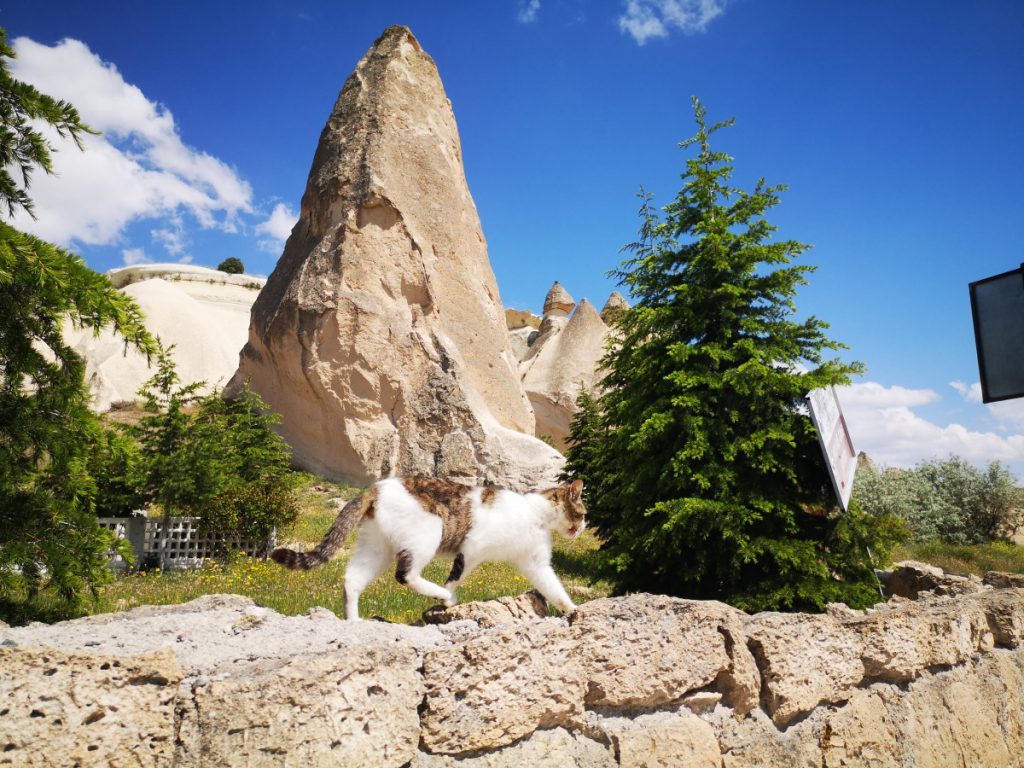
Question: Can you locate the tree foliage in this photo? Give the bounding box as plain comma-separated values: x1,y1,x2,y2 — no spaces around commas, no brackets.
0,227,157,609
216,257,244,274
130,351,298,560
854,457,1022,544
0,28,96,219
0,31,157,616
564,99,902,612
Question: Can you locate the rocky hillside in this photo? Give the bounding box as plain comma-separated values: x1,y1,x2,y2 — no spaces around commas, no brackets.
69,264,265,410
2,563,1023,766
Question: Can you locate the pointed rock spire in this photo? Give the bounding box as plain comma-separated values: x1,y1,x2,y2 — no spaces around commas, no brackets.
543,281,576,318
229,26,561,489
601,291,630,323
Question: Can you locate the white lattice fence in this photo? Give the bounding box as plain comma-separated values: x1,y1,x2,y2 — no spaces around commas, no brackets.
99,516,274,571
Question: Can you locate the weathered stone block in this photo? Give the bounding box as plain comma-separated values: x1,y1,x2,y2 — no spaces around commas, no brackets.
176,646,423,768
745,612,864,727
0,647,180,768
421,621,584,754
572,594,759,714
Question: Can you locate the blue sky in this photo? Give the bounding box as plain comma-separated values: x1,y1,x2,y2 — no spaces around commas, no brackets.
6,1,1024,475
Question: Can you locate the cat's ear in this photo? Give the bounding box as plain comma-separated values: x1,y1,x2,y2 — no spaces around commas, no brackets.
569,479,583,500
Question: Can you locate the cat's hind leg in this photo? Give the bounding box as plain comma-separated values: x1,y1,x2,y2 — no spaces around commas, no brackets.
395,546,453,607
343,527,392,621
518,560,576,614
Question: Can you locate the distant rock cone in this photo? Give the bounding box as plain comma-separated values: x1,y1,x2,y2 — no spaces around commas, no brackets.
600,291,630,324
229,26,561,489
542,281,576,318
520,299,609,450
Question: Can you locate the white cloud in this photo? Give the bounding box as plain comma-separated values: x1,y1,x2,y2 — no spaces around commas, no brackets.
836,381,1024,474
8,36,252,249
618,0,727,45
121,247,151,266
518,0,541,23
950,380,983,403
951,380,1024,430
151,217,188,259
255,203,297,252
839,381,940,410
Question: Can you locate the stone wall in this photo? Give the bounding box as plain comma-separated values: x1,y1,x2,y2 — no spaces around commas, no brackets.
2,576,1023,767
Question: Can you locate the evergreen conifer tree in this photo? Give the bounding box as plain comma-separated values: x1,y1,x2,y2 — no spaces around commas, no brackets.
0,28,156,616
565,99,901,612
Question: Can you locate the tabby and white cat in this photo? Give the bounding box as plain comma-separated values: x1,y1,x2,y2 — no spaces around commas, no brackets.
270,477,587,620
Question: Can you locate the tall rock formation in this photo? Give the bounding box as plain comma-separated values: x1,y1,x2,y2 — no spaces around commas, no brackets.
520,298,609,450
229,26,561,489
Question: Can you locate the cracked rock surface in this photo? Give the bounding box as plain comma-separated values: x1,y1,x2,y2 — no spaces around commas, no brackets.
3,574,1024,766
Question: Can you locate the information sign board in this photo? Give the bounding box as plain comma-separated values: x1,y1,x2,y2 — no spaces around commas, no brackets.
806,386,857,512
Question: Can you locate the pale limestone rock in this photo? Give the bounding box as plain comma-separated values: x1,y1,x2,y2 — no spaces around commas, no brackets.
505,308,541,330
600,290,629,324
543,281,576,317
596,711,722,768
884,559,985,598
0,647,180,768
4,579,1024,765
965,587,1024,648
508,325,538,360
520,298,608,450
410,727,615,767
849,595,992,682
985,570,1024,589
176,647,423,768
819,689,902,768
745,612,865,727
229,26,561,490
867,651,1024,768
420,621,584,755
571,594,759,716
66,266,264,411
423,592,549,627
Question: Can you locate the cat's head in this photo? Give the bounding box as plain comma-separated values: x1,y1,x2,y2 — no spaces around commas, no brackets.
545,479,586,538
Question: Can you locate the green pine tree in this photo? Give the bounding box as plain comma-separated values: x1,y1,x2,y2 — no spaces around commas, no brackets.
195,381,299,548
565,98,902,612
132,352,299,561
0,28,157,618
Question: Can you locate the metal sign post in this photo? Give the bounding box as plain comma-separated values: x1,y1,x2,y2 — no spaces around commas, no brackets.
806,385,857,512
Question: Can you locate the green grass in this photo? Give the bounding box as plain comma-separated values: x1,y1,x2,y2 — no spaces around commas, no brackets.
90,476,611,623
893,539,1024,577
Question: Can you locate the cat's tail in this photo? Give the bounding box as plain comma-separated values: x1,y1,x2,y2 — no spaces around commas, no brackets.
269,487,377,570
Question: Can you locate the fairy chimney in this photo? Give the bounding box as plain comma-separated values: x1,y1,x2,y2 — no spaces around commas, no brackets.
600,291,630,324
543,281,576,318
228,26,562,489
520,298,609,450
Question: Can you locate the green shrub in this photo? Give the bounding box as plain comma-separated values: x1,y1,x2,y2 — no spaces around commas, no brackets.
854,457,1020,544
217,257,244,274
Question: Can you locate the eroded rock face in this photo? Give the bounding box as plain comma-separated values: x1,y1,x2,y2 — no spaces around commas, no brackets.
0,647,181,767
66,265,265,411
229,26,561,490
520,296,610,449
4,580,1024,767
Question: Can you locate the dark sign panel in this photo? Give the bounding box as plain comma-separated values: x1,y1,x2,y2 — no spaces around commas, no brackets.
970,265,1024,403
